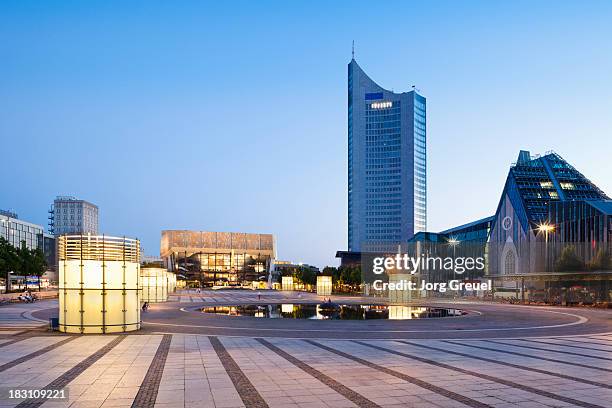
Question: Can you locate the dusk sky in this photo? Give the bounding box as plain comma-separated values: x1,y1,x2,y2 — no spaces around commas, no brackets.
2,1,611,268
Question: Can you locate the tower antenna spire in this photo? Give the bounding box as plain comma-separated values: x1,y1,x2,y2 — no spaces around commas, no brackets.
352,40,355,59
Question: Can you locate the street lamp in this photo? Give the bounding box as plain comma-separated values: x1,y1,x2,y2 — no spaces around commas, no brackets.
448,238,460,246
448,238,460,282
537,223,555,242
537,223,555,271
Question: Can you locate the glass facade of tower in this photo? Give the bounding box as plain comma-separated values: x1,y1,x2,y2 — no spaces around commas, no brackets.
348,59,426,252
414,94,427,233
365,99,402,243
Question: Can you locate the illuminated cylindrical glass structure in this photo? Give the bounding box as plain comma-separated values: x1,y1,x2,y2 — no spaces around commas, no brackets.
167,271,176,293
316,276,332,296
281,276,294,291
140,267,168,302
58,234,141,334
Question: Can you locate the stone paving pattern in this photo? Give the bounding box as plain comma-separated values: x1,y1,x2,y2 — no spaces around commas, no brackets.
0,291,610,408
0,333,609,408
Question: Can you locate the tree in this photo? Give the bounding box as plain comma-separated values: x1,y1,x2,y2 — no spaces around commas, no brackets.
321,266,337,276
30,248,48,291
277,266,317,287
297,267,317,286
17,242,34,291
333,266,362,292
339,267,351,284
350,266,362,286
555,246,584,272
587,248,611,271
0,238,19,293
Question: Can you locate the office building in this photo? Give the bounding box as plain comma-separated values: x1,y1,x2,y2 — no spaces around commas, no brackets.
0,210,44,250
49,196,99,236
0,211,56,286
348,58,426,253
161,230,276,287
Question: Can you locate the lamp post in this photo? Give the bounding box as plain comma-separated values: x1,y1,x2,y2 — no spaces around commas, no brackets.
448,237,460,252
448,238,460,285
537,223,555,271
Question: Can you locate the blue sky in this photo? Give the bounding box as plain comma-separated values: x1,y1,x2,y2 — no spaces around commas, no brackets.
1,1,611,267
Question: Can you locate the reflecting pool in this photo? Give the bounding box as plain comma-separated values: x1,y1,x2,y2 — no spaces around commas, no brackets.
201,304,466,320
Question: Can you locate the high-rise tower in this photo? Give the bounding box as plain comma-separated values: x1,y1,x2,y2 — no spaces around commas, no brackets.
348,59,426,252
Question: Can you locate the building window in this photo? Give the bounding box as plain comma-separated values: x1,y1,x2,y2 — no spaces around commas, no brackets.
504,251,516,275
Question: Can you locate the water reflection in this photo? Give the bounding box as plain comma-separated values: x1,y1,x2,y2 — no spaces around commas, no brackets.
201,304,465,320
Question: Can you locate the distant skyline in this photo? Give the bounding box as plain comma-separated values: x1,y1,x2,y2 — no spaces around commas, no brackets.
1,1,612,267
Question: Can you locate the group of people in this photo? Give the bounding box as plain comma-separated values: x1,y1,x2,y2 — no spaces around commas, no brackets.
18,290,36,303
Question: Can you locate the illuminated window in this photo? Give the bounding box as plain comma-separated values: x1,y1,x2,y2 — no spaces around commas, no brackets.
370,101,392,109
560,182,575,190
540,181,553,188
549,191,559,199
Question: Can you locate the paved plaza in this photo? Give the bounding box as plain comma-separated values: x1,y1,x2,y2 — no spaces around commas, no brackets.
0,291,611,408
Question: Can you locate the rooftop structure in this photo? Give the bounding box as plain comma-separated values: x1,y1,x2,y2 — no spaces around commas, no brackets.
501,150,608,232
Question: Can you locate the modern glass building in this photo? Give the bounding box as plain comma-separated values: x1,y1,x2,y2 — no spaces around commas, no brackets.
348,58,426,253
160,230,276,287
550,200,612,245
488,150,609,276
486,150,611,303
0,210,44,250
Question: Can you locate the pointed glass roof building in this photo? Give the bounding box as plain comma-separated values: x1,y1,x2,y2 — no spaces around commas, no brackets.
491,150,608,239
348,59,426,252
489,150,610,276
